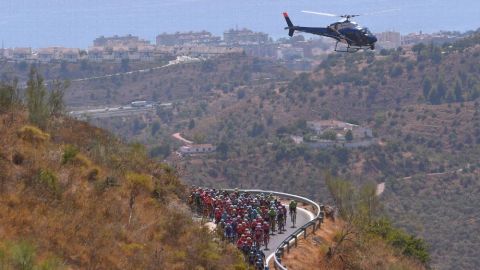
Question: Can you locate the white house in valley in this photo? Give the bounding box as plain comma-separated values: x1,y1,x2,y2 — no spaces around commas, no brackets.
179,144,216,154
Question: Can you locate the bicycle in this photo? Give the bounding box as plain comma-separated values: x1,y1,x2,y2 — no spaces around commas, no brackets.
263,233,269,251
290,209,297,228
277,215,285,233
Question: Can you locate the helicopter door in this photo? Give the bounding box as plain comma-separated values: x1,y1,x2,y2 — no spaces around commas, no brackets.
352,30,364,45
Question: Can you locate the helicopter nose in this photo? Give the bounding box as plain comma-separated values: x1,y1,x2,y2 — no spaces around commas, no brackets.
370,36,378,43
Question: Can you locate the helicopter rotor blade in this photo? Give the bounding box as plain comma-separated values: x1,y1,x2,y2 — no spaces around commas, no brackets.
361,8,400,16
301,10,338,17
341,14,360,18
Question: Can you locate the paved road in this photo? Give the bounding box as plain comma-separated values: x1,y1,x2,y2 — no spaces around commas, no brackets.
264,206,314,261
68,104,170,119
18,56,202,89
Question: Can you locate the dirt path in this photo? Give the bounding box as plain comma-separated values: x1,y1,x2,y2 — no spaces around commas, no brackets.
172,132,193,144
376,182,385,196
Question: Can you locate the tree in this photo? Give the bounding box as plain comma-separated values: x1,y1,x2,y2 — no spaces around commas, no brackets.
249,122,265,137
151,121,161,136
345,130,354,142
216,141,229,160
48,80,69,117
121,59,129,72
126,173,153,226
320,130,337,141
0,79,20,113
149,144,171,159
422,77,432,99
0,79,21,124
428,86,440,104
446,89,455,103
188,119,195,130
193,133,206,144
454,80,464,102
237,89,246,99
26,67,49,128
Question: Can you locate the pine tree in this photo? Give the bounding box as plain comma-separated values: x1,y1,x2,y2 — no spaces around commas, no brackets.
345,130,354,142
454,79,464,102
422,77,432,100
26,67,49,128
48,80,69,117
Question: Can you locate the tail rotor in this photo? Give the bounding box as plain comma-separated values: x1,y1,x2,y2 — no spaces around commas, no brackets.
283,12,295,37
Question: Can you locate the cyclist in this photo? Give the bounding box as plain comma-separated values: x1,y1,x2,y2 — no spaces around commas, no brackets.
282,205,287,228
262,221,270,250
225,223,234,243
289,200,297,227
254,224,264,247
268,207,276,234
277,206,285,233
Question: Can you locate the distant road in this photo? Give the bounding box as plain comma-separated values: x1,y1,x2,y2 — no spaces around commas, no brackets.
172,132,193,144
69,56,201,84
68,104,156,119
18,56,202,89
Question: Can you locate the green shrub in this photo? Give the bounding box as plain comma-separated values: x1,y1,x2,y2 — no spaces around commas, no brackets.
370,219,430,264
126,173,154,194
11,241,36,270
36,257,65,270
61,145,79,165
38,169,61,197
17,126,50,144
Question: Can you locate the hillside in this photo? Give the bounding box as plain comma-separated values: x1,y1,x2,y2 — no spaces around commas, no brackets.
64,54,292,107
174,34,480,270
0,108,246,269
281,219,426,270
2,32,480,270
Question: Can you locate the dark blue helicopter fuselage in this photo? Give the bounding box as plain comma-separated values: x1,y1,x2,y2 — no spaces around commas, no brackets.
283,12,377,49
291,26,377,47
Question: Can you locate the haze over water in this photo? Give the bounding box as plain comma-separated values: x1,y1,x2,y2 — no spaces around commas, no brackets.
1,0,479,48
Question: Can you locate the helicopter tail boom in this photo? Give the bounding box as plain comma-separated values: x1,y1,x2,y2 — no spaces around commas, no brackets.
283,12,295,37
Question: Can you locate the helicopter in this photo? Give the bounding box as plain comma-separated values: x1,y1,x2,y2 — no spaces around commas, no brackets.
283,10,384,53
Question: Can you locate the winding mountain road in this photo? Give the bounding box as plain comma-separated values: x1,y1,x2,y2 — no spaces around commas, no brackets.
265,207,315,261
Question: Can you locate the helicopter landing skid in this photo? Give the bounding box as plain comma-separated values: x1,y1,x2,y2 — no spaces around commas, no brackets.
334,42,368,53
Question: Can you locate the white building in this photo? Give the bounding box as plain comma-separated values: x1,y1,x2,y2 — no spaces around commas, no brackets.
277,44,304,60
307,120,373,139
112,46,129,62
12,48,32,62
376,31,402,49
138,45,155,61
88,47,104,62
60,48,80,62
37,48,56,63
179,144,216,154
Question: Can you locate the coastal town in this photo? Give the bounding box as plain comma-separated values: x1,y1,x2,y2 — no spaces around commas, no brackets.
0,28,465,71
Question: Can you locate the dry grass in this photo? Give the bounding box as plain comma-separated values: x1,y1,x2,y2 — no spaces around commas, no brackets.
0,111,246,270
280,219,425,270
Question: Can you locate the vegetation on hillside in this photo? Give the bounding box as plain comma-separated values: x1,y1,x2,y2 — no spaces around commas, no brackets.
3,31,480,269
325,175,429,266
0,72,247,269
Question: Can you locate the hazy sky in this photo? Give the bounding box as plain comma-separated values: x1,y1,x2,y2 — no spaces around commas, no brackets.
1,0,479,48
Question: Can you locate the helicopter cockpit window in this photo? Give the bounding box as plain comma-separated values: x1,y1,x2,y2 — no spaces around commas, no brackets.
362,28,372,35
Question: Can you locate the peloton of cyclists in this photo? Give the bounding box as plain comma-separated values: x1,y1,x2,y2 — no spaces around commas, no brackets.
188,187,299,269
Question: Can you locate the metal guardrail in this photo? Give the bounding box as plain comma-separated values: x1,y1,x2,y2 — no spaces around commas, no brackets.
224,189,324,270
